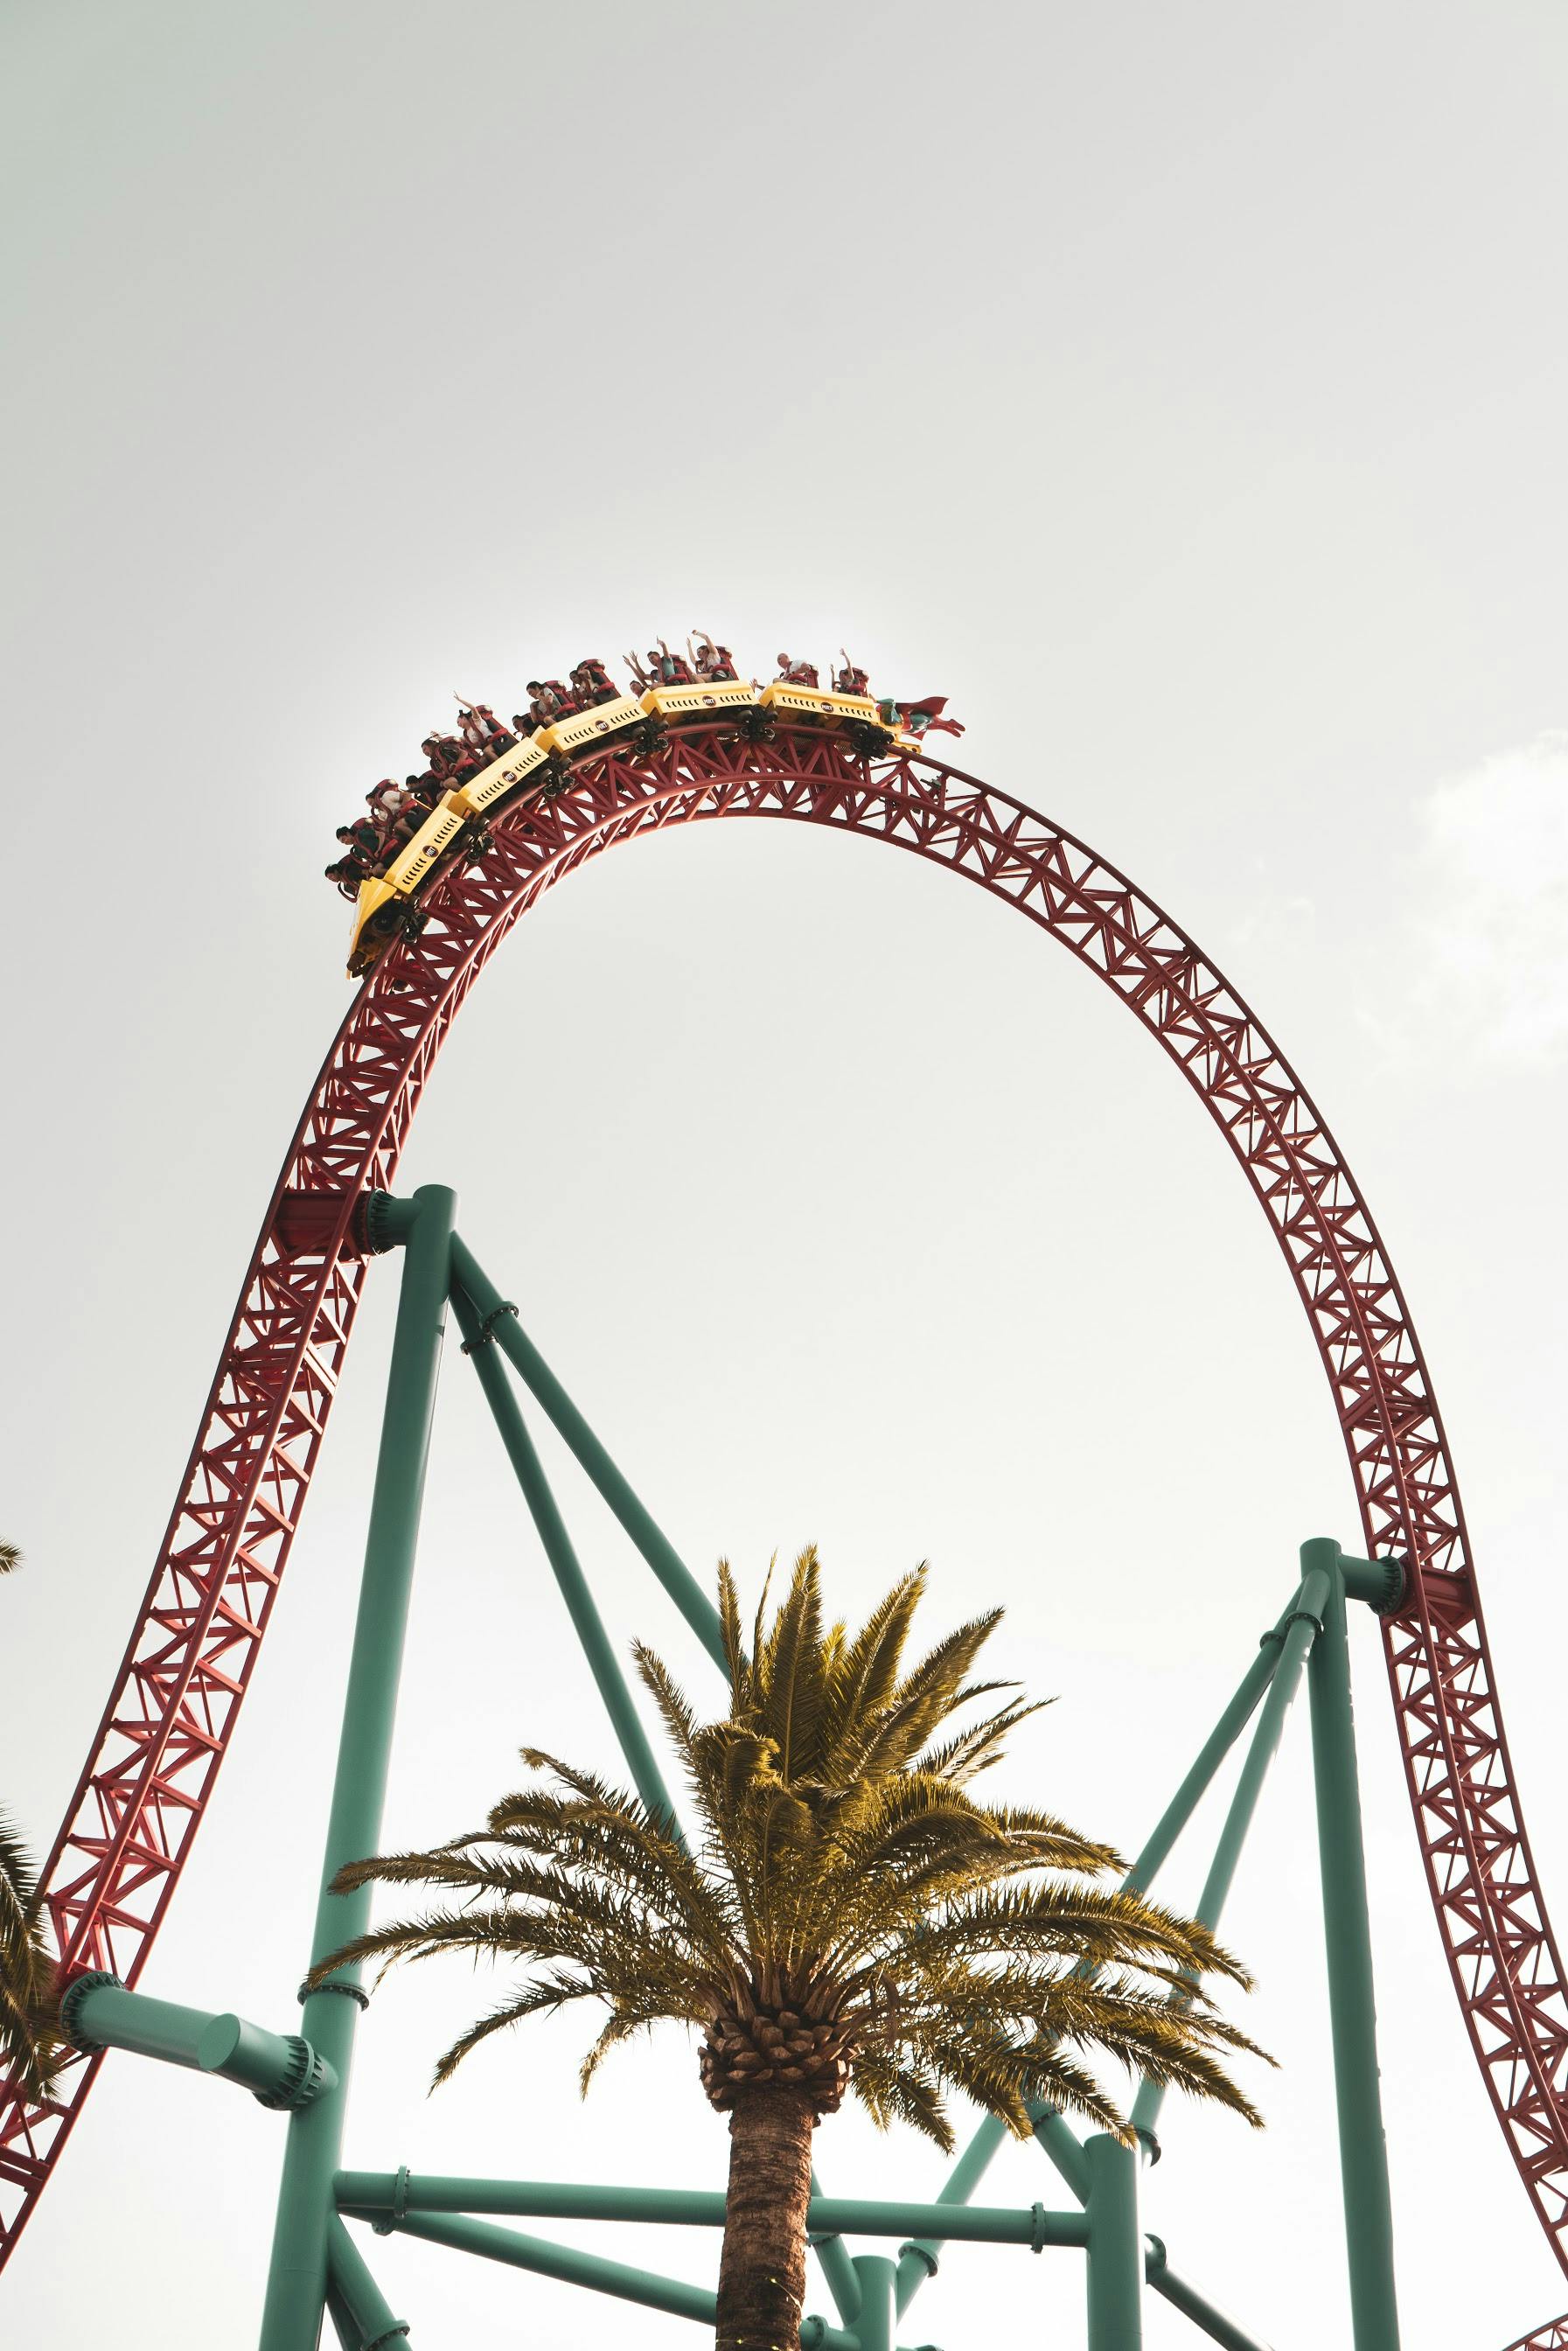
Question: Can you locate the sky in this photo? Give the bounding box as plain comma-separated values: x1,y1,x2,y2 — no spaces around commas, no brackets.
2,3,1566,2346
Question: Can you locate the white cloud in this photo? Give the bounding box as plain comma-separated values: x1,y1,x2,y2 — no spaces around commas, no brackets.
1407,731,1568,1062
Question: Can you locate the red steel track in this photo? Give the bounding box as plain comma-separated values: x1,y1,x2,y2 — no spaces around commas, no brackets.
3,724,1565,2338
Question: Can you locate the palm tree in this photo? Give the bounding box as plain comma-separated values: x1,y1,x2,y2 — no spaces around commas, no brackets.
1,1543,59,2101
317,1551,1266,2350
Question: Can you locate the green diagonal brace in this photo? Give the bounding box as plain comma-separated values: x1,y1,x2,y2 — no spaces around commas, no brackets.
450,1236,725,1667
449,1276,678,1827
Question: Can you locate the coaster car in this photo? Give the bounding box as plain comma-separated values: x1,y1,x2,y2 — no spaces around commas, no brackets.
757,681,884,726
347,799,471,975
642,679,758,722
449,734,548,817
536,694,649,757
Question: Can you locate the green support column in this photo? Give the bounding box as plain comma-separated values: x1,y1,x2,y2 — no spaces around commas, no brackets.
1303,1537,1402,2351
259,1185,456,2351
852,2254,896,2351
1084,2132,1142,2351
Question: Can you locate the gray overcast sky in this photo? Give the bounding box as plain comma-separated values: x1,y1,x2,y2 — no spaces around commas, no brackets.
3,3,1566,2346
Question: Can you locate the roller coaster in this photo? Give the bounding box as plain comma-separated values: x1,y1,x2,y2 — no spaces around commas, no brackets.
2,652,1564,2348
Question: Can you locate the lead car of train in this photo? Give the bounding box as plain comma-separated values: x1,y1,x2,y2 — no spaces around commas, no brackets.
345,677,913,978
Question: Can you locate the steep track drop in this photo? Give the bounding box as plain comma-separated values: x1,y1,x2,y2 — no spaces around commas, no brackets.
3,723,1564,2331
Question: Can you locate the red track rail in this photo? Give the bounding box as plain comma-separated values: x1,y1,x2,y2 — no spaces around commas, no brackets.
3,726,1565,2327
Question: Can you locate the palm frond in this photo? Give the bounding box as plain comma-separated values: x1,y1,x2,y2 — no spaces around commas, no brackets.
716,1559,747,1698
631,1643,698,1768
431,1975,603,2088
758,1547,827,1779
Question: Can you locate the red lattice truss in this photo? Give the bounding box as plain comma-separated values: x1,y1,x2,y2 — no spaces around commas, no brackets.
3,728,1565,2343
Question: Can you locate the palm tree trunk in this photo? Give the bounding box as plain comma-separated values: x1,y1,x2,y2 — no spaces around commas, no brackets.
714,2088,816,2351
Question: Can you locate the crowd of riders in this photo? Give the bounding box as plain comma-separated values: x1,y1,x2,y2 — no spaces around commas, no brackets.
324,639,946,899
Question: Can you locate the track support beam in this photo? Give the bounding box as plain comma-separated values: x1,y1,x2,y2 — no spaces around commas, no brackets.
258,1184,455,2351
1085,2131,1143,2351
1304,1537,1402,2351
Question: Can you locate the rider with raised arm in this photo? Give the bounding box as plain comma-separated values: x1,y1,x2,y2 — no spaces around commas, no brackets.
648,638,693,686
693,631,738,682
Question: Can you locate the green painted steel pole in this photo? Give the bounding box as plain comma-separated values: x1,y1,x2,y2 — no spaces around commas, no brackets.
1303,1537,1402,2351
894,2114,1006,2309
1145,2238,1274,2351
325,2216,408,2348
854,2254,896,2351
384,2210,873,2351
1130,1566,1330,2139
259,1185,456,2351
1029,2101,1091,2203
336,2170,1083,2246
1122,1595,1299,1894
60,1976,334,2108
1084,2132,1142,2351
449,1280,678,1826
807,2186,863,2329
450,1237,726,1667
382,2208,721,2329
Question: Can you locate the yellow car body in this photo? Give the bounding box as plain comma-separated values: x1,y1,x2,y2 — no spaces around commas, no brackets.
449,736,547,817
536,694,647,757
642,680,757,721
756,682,882,726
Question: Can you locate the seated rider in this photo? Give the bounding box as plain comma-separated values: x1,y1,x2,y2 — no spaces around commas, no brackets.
833,652,870,698
526,679,575,729
456,699,509,757
648,639,693,686
365,783,412,853
571,656,618,705
692,631,738,682
422,733,464,777
776,652,820,687
328,824,380,895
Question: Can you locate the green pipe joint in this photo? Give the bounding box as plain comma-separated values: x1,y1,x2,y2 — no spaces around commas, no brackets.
1336,1551,1408,1615
361,1191,421,1252
61,1973,335,2110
